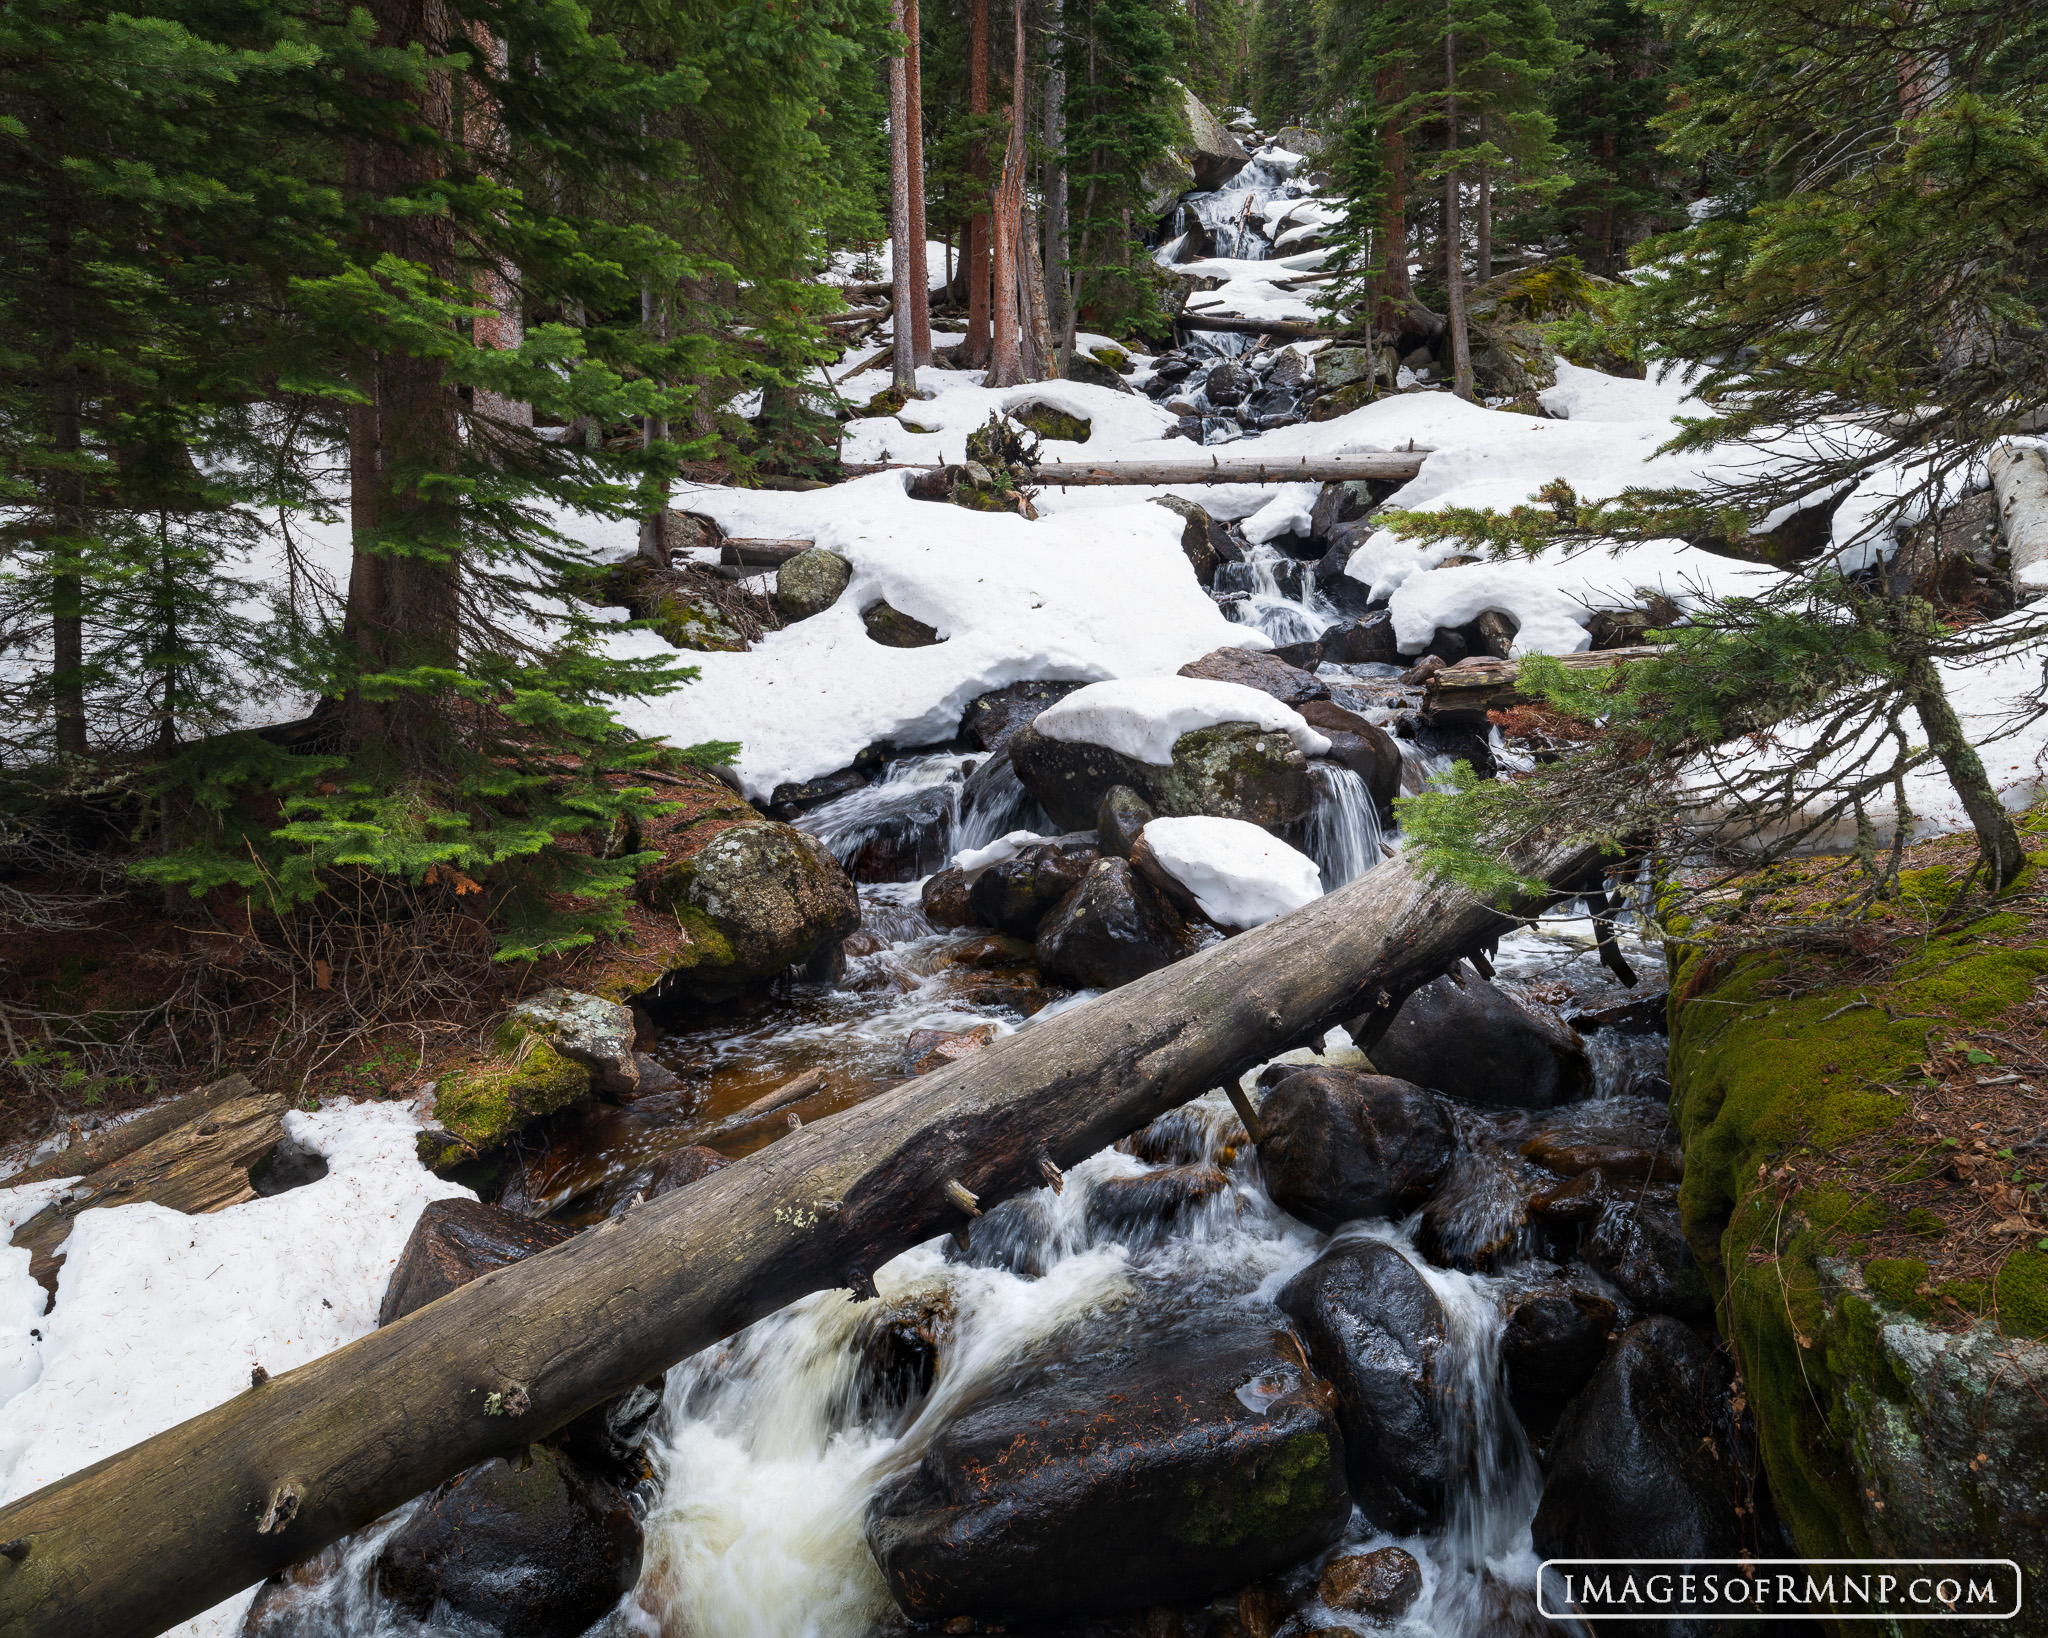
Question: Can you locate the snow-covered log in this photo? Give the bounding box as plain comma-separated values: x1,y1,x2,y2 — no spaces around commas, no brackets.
1990,443,2048,597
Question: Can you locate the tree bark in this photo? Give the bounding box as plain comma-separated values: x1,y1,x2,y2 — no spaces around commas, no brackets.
464,27,531,432
987,45,1026,387
887,0,918,395
637,281,671,566
1373,66,1410,335
1018,198,1055,380
1903,649,2025,887
0,838,1601,1638
46,182,87,757
1475,112,1492,283
1031,452,1427,485
962,0,993,367
3,1075,259,1191
1443,20,1474,402
904,0,933,367
1043,54,1069,366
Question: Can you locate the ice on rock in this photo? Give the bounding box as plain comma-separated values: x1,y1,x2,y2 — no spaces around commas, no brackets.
1033,677,1331,766
1141,816,1324,927
951,829,1043,872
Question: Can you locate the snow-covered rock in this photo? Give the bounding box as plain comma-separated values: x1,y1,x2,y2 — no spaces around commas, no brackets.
1034,678,1330,765
1140,816,1324,928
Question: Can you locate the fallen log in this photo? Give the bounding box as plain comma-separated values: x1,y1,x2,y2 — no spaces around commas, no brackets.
718,539,814,568
1176,313,1325,340
10,1085,290,1296
841,453,1428,485
0,835,1599,1638
4,1074,256,1191
1421,645,1668,731
1991,442,2048,596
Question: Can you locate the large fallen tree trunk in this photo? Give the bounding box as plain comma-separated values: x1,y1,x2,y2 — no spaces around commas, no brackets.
1422,645,1669,730
0,835,1602,1638
1175,313,1325,340
843,453,1427,485
4,1074,255,1191
1991,442,2048,597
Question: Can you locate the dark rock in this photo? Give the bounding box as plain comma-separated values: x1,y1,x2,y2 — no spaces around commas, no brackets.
921,866,978,928
1584,1197,1711,1321
1097,784,1154,858
1414,1136,1539,1272
851,1289,953,1428
1011,401,1091,443
1532,1317,1767,1626
1566,994,1670,1034
1424,625,1469,665
1467,609,1517,659
643,1144,732,1199
1034,856,1205,988
1308,479,1376,541
1526,1167,1618,1227
864,1315,1350,1625
958,680,1087,752
1151,355,1195,385
1009,719,1314,832
1319,1546,1423,1620
903,1022,998,1076
1205,361,1254,406
767,764,868,820
1365,969,1592,1108
968,841,1099,937
1084,1164,1231,1236
1315,565,1382,621
1277,1238,1449,1533
375,1447,643,1638
1398,653,1447,686
1171,414,1204,442
379,1199,576,1327
1217,557,1308,601
862,600,945,647
1175,646,1329,705
1502,1285,1618,1428
1522,1133,1681,1181
1149,495,1229,586
1269,637,1324,670
1295,700,1401,809
1257,1068,1453,1230
1119,1103,1246,1167
1318,612,1402,665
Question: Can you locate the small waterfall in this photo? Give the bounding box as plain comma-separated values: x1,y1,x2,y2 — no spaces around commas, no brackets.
954,750,1056,854
1219,542,1338,645
1293,764,1384,887
796,754,970,882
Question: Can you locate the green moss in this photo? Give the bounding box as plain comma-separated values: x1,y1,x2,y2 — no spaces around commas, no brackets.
652,596,745,652
1178,1431,1340,1548
1865,1258,1930,1308
1088,343,1129,371
1994,1250,2048,1338
432,1036,591,1149
1905,1207,1947,1236
1009,402,1090,444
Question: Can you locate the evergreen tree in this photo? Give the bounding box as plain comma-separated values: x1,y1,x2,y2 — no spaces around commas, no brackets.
1249,0,1318,126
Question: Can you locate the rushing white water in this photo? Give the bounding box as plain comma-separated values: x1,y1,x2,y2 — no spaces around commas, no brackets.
1294,763,1386,887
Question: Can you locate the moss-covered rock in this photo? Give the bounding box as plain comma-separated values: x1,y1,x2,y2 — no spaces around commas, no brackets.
429,1029,595,1155
1089,343,1130,373
1147,494,1222,585
1061,353,1132,394
1008,718,1313,832
651,595,745,651
639,819,861,1001
1009,401,1091,444
774,547,852,622
1467,319,1556,399
1669,894,2048,1617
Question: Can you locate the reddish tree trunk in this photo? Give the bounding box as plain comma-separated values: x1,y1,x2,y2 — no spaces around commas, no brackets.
962,0,992,367
887,0,917,393
1374,65,1409,335
905,0,933,366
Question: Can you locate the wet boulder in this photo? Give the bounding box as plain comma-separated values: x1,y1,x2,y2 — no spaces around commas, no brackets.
967,839,1099,936
1035,856,1207,988
1532,1318,1765,1587
864,1314,1350,1625
1364,969,1592,1108
1062,351,1134,393
1501,1285,1618,1429
1097,784,1155,859
379,1198,576,1326
1277,1238,1449,1533
1318,610,1402,661
773,547,852,621
643,1144,732,1199
766,764,868,820
861,599,945,647
1295,700,1401,810
958,679,1087,751
1084,1163,1231,1236
1148,495,1231,586
640,820,862,1002
1176,646,1329,706
375,1446,643,1638
1319,1546,1424,1621
1204,360,1255,407
1584,1196,1711,1322
1009,719,1315,832
1258,1068,1453,1230
507,989,639,1098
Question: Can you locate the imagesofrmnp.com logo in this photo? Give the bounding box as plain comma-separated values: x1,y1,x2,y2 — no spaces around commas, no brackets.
1538,1560,2023,1620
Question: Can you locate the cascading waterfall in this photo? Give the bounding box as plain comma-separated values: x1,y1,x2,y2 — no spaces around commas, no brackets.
796,754,971,880
1219,541,1339,645
1295,763,1385,887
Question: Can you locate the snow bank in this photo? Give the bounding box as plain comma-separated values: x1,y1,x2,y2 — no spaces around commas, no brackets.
1034,677,1331,765
605,474,1268,798
840,374,1177,467
1141,816,1324,927
0,1099,465,1636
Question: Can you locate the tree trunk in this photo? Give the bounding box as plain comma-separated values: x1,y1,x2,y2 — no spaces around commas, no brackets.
1018,198,1055,381
0,838,1601,1638
887,0,917,395
1374,66,1409,335
46,191,87,757
637,281,671,566
904,0,933,367
1043,56,1069,366
987,16,1027,389
1443,21,1474,402
962,0,993,367
4,1075,258,1191
1475,112,1491,283
465,27,531,432
1903,649,2025,886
